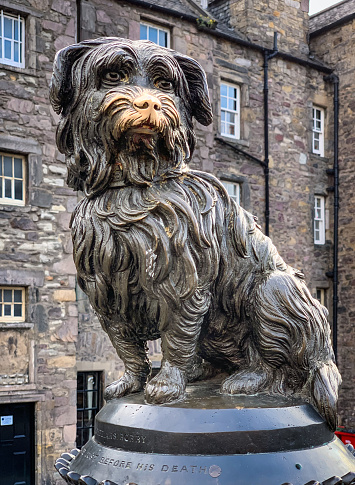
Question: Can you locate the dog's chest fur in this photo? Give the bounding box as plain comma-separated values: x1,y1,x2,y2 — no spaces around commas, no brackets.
71,173,227,334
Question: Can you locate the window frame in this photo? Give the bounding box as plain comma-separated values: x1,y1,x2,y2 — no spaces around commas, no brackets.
76,371,103,449
139,21,170,48
314,195,325,245
221,180,241,205
220,82,241,140
0,151,26,206
316,288,326,307
312,106,325,157
0,286,26,323
0,10,25,68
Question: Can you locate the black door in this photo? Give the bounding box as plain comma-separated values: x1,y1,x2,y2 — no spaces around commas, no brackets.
0,402,35,485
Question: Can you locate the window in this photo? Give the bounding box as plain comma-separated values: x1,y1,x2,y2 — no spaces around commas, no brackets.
0,11,25,68
77,372,103,448
312,106,324,157
0,152,26,205
314,195,325,245
140,22,170,47
316,288,326,307
0,287,25,322
220,83,240,139
222,181,241,205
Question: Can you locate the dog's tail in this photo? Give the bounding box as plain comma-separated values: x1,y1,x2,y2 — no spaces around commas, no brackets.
311,360,342,431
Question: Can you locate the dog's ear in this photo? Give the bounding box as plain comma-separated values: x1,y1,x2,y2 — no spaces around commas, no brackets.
50,43,92,115
173,53,213,126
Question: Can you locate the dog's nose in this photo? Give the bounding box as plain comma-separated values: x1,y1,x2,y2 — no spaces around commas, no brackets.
133,94,162,114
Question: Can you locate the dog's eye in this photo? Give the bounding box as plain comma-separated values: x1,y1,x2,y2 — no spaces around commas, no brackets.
155,79,174,91
103,71,129,83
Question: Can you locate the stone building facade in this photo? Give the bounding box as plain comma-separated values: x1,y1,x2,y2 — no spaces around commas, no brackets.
310,0,355,432
0,0,353,483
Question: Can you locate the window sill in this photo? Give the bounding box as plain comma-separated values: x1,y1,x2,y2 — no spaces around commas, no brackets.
217,135,249,148
309,153,330,163
313,241,332,248
0,322,33,330
0,203,27,211
0,63,37,77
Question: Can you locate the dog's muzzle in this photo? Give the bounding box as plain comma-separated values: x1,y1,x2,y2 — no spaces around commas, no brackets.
132,93,162,129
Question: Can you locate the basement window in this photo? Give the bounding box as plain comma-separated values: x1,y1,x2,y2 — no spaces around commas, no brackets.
0,287,25,322
0,11,25,68
312,106,325,157
76,371,103,448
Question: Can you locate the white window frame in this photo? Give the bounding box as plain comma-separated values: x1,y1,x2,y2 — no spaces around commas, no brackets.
220,82,240,139
0,152,26,206
0,286,26,323
0,10,25,68
312,106,325,157
222,180,241,205
316,288,326,307
314,195,325,245
139,21,170,48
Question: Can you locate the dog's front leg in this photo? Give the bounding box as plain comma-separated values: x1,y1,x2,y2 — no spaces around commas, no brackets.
145,293,209,404
104,324,151,400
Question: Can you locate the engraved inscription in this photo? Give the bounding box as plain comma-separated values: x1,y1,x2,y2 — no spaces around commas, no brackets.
98,457,132,468
92,455,215,475
80,448,100,461
96,428,146,444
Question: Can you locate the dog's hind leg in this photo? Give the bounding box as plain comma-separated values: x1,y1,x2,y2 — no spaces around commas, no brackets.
221,269,341,429
220,344,272,395
104,324,151,400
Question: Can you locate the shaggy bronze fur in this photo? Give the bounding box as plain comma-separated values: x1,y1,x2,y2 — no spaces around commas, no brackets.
50,38,341,430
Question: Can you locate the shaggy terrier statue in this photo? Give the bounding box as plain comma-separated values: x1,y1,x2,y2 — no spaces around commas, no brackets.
50,38,341,430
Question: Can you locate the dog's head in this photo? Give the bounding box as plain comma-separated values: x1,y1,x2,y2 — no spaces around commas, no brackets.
50,37,212,196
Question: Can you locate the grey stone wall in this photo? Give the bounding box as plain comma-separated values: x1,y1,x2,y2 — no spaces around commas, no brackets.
310,12,355,429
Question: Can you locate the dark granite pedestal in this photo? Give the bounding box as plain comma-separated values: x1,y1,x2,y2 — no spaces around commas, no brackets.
56,381,355,485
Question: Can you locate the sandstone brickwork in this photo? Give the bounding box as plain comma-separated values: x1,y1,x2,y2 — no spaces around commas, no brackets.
0,0,352,483
310,0,355,430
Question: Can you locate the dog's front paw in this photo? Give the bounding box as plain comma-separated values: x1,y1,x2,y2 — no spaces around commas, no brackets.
104,372,145,400
221,368,270,395
145,362,186,404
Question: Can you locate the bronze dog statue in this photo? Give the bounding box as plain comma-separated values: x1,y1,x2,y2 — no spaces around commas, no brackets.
50,38,341,430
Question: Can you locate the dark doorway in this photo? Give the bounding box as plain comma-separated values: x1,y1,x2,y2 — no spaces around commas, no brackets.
0,402,35,485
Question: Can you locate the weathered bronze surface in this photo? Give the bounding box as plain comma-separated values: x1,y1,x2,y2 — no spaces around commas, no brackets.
50,38,341,433
55,382,355,485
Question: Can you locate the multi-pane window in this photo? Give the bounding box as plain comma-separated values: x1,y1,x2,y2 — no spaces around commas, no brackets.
0,11,25,68
314,195,325,245
312,106,325,157
220,83,240,139
222,181,241,205
316,288,326,307
140,22,170,47
77,372,102,448
0,287,25,323
0,152,25,205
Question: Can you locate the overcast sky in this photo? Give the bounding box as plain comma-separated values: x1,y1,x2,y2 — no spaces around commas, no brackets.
309,0,343,15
